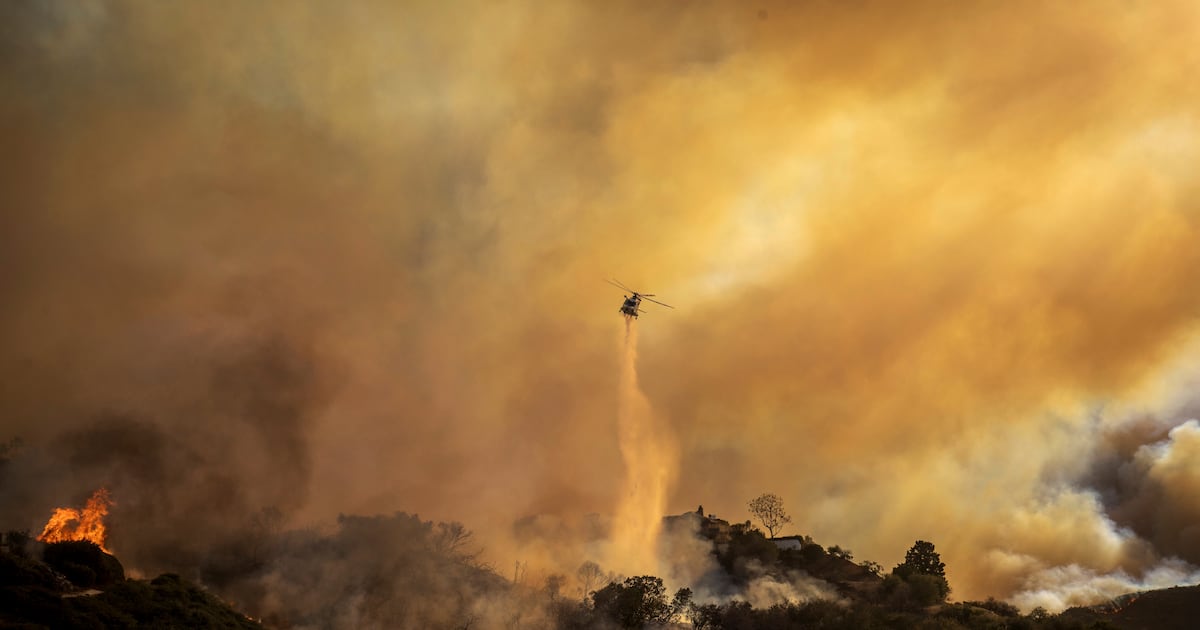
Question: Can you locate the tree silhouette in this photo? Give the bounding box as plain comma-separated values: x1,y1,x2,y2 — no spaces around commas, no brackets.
577,560,608,603
901,540,945,577
860,560,883,576
891,540,950,604
592,575,674,628
544,574,564,601
670,587,693,622
747,493,792,538
432,521,474,558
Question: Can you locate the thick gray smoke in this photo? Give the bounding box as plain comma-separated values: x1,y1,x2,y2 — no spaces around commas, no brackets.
1085,417,1200,564
997,384,1200,611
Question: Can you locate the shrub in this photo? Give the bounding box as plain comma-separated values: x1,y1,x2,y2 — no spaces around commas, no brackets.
42,541,124,588
907,573,951,606
592,576,673,628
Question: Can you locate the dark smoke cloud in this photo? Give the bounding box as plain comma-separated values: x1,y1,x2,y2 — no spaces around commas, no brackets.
1083,407,1200,564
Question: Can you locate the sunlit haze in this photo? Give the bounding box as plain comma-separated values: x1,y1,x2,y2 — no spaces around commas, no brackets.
2,1,1200,622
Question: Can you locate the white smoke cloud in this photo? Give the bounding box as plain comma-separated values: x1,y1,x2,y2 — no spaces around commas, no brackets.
742,564,842,609
1010,558,1200,613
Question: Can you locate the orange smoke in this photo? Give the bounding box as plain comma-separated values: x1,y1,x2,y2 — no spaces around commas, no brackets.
37,488,113,553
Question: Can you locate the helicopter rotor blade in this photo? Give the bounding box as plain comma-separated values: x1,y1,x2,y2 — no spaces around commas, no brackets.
643,296,674,309
606,278,637,293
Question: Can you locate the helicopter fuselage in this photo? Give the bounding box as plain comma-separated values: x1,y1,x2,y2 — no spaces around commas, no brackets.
620,294,642,318
608,279,672,318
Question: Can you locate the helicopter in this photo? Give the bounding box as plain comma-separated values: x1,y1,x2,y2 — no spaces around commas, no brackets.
607,279,674,319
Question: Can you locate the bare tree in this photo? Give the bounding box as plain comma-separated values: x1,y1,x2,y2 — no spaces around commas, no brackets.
433,522,473,554
577,560,606,603
747,493,792,538
432,521,482,567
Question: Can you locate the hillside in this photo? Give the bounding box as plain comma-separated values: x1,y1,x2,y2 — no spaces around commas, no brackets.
7,516,1200,629
1059,585,1200,630
0,539,258,630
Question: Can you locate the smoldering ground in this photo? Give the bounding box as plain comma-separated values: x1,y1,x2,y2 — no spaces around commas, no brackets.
3,0,1200,616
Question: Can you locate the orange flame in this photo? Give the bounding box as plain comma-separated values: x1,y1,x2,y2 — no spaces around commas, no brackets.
37,488,113,553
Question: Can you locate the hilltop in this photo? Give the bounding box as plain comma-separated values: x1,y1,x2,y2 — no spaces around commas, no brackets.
648,508,1200,630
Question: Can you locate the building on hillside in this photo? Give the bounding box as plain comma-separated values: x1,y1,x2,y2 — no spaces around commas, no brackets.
662,505,732,546
771,535,807,550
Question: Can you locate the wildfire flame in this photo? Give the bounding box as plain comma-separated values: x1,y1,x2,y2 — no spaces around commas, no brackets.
37,488,113,553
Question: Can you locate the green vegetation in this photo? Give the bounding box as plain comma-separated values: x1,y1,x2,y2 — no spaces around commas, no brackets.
903,540,948,577
885,540,952,607
590,576,684,628
535,529,1128,629
549,585,1124,629
718,526,780,581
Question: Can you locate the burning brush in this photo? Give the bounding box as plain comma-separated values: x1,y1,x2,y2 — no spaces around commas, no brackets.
37,488,114,553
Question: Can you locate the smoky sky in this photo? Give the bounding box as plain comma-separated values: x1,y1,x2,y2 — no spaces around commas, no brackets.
3,0,1200,604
